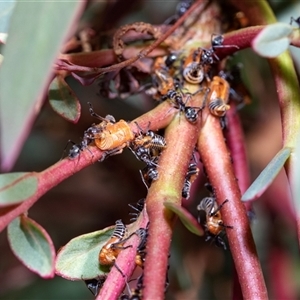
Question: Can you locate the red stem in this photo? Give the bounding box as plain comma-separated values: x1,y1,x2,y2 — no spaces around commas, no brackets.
97,211,149,300
143,95,202,299
197,109,268,299
0,102,175,233
224,104,250,194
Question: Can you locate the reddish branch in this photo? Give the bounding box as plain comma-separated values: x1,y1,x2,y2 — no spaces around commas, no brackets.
97,211,149,300
224,104,250,194
0,102,175,233
198,109,268,299
142,92,203,299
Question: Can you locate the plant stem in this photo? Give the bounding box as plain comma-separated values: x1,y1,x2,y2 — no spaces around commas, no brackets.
197,109,268,299
143,95,202,299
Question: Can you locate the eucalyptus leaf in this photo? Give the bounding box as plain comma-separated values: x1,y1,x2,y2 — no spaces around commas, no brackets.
49,75,81,123
0,2,84,170
55,226,115,280
242,147,291,201
164,201,204,236
0,172,38,206
7,216,55,278
252,22,293,58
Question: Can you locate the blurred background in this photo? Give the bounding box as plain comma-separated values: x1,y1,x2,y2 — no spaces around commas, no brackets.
1,0,300,299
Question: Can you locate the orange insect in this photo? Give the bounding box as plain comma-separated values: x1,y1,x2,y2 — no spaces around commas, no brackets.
197,197,233,249
183,48,209,84
98,220,127,266
154,69,175,96
183,34,238,85
94,120,135,151
207,76,230,117
132,126,167,156
88,103,135,152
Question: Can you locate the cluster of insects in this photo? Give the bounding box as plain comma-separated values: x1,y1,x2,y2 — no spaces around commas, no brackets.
147,33,241,130
65,7,249,295
83,199,149,298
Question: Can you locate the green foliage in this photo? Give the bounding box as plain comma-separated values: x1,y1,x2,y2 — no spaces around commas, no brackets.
164,201,204,236
48,75,81,123
55,226,114,280
7,216,55,278
0,172,38,205
0,1,84,169
242,147,291,201
252,23,293,57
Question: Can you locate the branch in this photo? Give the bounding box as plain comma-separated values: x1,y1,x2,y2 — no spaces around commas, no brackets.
143,93,203,299
0,102,175,233
197,108,268,299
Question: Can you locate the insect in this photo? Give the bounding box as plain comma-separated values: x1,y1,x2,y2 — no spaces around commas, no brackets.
183,34,238,84
290,16,300,27
206,76,230,117
88,103,135,152
165,52,178,68
67,124,100,159
163,89,204,123
153,69,175,96
132,129,167,155
130,124,166,166
128,198,146,222
68,141,86,160
135,226,148,268
164,0,194,24
98,220,128,266
197,197,233,249
120,274,144,300
130,125,166,188
140,164,159,189
182,162,199,199
84,276,107,296
67,103,133,160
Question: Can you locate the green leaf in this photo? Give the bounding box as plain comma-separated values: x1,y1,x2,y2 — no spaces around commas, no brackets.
164,201,204,236
0,2,84,170
55,226,115,280
0,1,16,33
49,75,81,123
242,147,291,201
0,172,38,206
7,215,55,278
252,23,293,58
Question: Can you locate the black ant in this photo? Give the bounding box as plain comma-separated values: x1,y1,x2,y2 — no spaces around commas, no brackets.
84,275,107,296
128,198,145,222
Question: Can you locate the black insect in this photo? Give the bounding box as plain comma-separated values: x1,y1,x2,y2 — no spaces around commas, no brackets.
290,16,300,27
140,163,159,189
135,225,149,268
163,89,203,123
128,198,146,222
182,162,199,199
84,276,107,296
164,0,194,24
